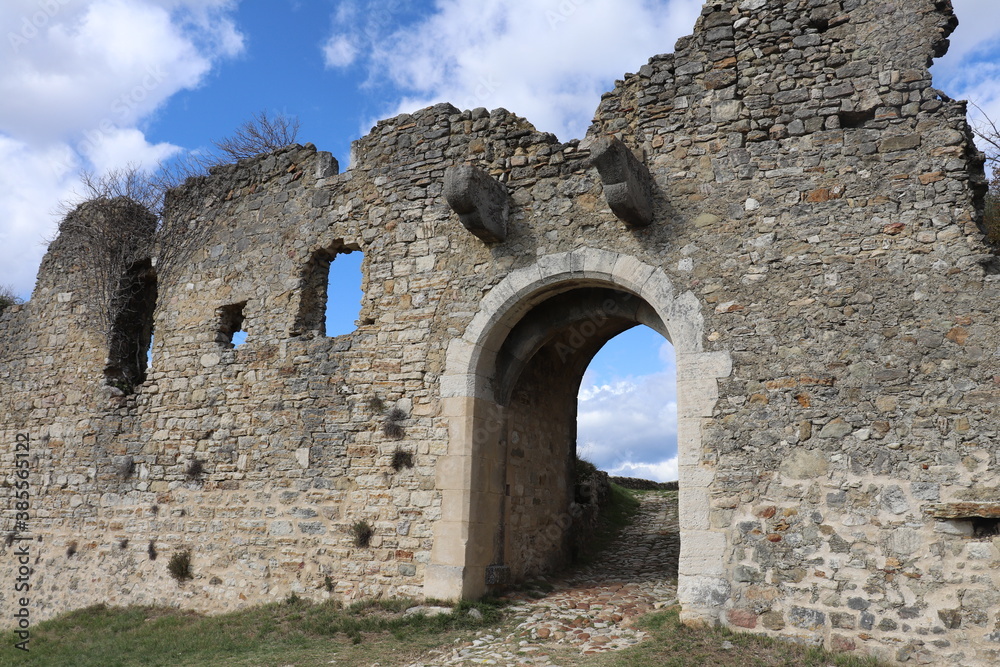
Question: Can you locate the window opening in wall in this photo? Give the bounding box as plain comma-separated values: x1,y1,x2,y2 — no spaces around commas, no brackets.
293,244,364,338
104,258,157,393
217,302,247,348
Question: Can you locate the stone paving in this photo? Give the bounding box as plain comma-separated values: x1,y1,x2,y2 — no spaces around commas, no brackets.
406,492,680,666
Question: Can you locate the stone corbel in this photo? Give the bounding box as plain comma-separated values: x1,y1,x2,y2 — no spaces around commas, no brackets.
443,164,509,243
590,137,655,227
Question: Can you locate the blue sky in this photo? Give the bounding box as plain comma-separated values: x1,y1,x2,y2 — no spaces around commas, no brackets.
1,0,999,481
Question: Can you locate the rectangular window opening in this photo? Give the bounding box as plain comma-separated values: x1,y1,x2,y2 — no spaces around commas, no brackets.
973,517,1000,539
293,244,364,338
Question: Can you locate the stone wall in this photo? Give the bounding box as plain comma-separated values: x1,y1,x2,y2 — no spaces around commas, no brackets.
3,0,1000,664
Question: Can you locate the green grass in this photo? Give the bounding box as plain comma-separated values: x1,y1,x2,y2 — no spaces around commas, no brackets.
1,489,889,667
572,481,641,566
0,597,507,667
573,607,886,667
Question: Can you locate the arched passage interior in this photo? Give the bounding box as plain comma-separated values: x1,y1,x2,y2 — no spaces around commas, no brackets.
486,285,670,583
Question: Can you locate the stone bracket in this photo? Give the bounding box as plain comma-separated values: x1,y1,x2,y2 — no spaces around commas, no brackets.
590,136,655,227
444,164,509,243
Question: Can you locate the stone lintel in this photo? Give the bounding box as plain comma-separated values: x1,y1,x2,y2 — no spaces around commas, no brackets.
925,502,1000,519
443,164,509,243
590,136,655,227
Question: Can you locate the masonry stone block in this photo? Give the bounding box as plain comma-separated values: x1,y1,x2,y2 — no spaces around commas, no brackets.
611,255,656,293
443,164,509,243
590,137,655,227
580,248,620,278
679,530,727,577
679,575,731,608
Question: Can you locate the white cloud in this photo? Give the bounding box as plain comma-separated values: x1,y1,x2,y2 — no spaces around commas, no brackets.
0,0,244,297
608,458,678,483
323,33,358,68
80,127,180,176
326,0,703,140
1,0,242,142
0,136,79,296
577,368,678,481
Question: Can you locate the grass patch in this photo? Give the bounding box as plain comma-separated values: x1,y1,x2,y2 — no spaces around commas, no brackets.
0,598,508,667
351,519,374,547
574,607,886,667
573,482,640,565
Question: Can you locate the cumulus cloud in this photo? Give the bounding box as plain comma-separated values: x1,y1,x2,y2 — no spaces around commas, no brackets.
323,0,703,140
0,0,244,297
80,127,180,177
609,458,679,483
577,360,678,482
1,0,242,142
323,33,358,67
0,136,79,295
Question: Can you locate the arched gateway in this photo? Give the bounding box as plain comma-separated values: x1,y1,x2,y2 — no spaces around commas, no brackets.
425,247,733,626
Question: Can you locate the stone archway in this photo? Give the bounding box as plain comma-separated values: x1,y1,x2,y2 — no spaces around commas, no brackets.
425,247,733,626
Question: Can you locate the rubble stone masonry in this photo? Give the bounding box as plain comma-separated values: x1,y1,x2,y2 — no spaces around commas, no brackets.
3,1,999,664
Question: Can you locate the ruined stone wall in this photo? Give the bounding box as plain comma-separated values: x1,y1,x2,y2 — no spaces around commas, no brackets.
3,0,999,664
503,346,579,581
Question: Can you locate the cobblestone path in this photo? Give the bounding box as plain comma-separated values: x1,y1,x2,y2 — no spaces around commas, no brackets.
407,492,680,666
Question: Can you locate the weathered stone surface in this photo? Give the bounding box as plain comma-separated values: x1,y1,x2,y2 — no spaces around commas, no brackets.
727,608,758,628
819,418,853,439
589,136,655,227
789,606,826,630
881,485,910,515
780,449,828,479
926,503,1000,519
2,1,997,665
443,164,509,242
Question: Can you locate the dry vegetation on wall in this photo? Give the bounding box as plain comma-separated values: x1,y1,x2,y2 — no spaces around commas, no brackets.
48,111,302,393
58,173,158,392
0,285,22,313
985,173,1000,243
970,108,1000,242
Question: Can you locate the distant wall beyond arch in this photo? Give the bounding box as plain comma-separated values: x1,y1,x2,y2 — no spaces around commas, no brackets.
426,246,733,626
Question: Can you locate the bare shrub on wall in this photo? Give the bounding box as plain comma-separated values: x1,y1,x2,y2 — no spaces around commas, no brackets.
213,110,300,161
58,167,158,390
0,285,23,314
